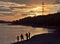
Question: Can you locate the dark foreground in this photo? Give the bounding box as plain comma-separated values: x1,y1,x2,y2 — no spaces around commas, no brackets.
12,32,60,44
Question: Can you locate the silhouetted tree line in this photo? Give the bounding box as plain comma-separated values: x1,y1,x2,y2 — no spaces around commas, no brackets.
11,12,60,27
0,20,11,23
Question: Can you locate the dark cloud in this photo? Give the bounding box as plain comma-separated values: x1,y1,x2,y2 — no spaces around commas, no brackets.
10,6,27,9
0,0,60,4
0,9,11,12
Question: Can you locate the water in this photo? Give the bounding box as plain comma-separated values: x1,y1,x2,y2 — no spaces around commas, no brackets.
0,23,54,44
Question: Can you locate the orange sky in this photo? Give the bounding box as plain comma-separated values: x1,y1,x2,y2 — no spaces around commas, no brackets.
0,1,60,21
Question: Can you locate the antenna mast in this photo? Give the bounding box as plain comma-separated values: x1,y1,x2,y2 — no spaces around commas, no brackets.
42,1,44,15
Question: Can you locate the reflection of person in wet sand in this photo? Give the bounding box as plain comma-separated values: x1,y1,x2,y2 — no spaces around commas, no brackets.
17,36,19,42
25,32,30,40
20,34,24,41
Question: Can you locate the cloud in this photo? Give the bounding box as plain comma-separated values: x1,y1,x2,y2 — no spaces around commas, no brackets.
0,1,27,16
0,1,60,21
0,1,30,21
0,0,60,4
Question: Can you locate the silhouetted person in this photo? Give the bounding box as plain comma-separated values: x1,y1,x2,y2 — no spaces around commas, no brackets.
20,34,24,41
17,36,19,42
25,33,29,40
28,32,30,39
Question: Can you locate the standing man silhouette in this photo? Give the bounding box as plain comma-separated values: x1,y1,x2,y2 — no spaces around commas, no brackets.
25,32,28,40
17,36,19,42
25,32,30,40
20,34,24,41
28,32,30,39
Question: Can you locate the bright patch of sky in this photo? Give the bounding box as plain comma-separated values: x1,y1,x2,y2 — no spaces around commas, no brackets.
0,0,60,21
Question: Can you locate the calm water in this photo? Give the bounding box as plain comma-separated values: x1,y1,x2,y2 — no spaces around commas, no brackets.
0,23,54,44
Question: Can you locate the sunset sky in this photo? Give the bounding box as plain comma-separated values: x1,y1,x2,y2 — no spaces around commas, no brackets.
0,0,60,21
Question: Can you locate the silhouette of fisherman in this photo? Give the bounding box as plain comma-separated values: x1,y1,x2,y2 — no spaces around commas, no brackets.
25,32,30,40
17,36,19,42
20,34,24,41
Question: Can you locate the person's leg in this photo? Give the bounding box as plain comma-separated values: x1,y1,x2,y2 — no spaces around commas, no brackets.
21,38,22,41
18,39,19,42
27,36,29,40
29,35,30,39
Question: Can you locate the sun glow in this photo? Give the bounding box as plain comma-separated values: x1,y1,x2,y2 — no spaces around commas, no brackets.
26,4,58,17
0,1,59,21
